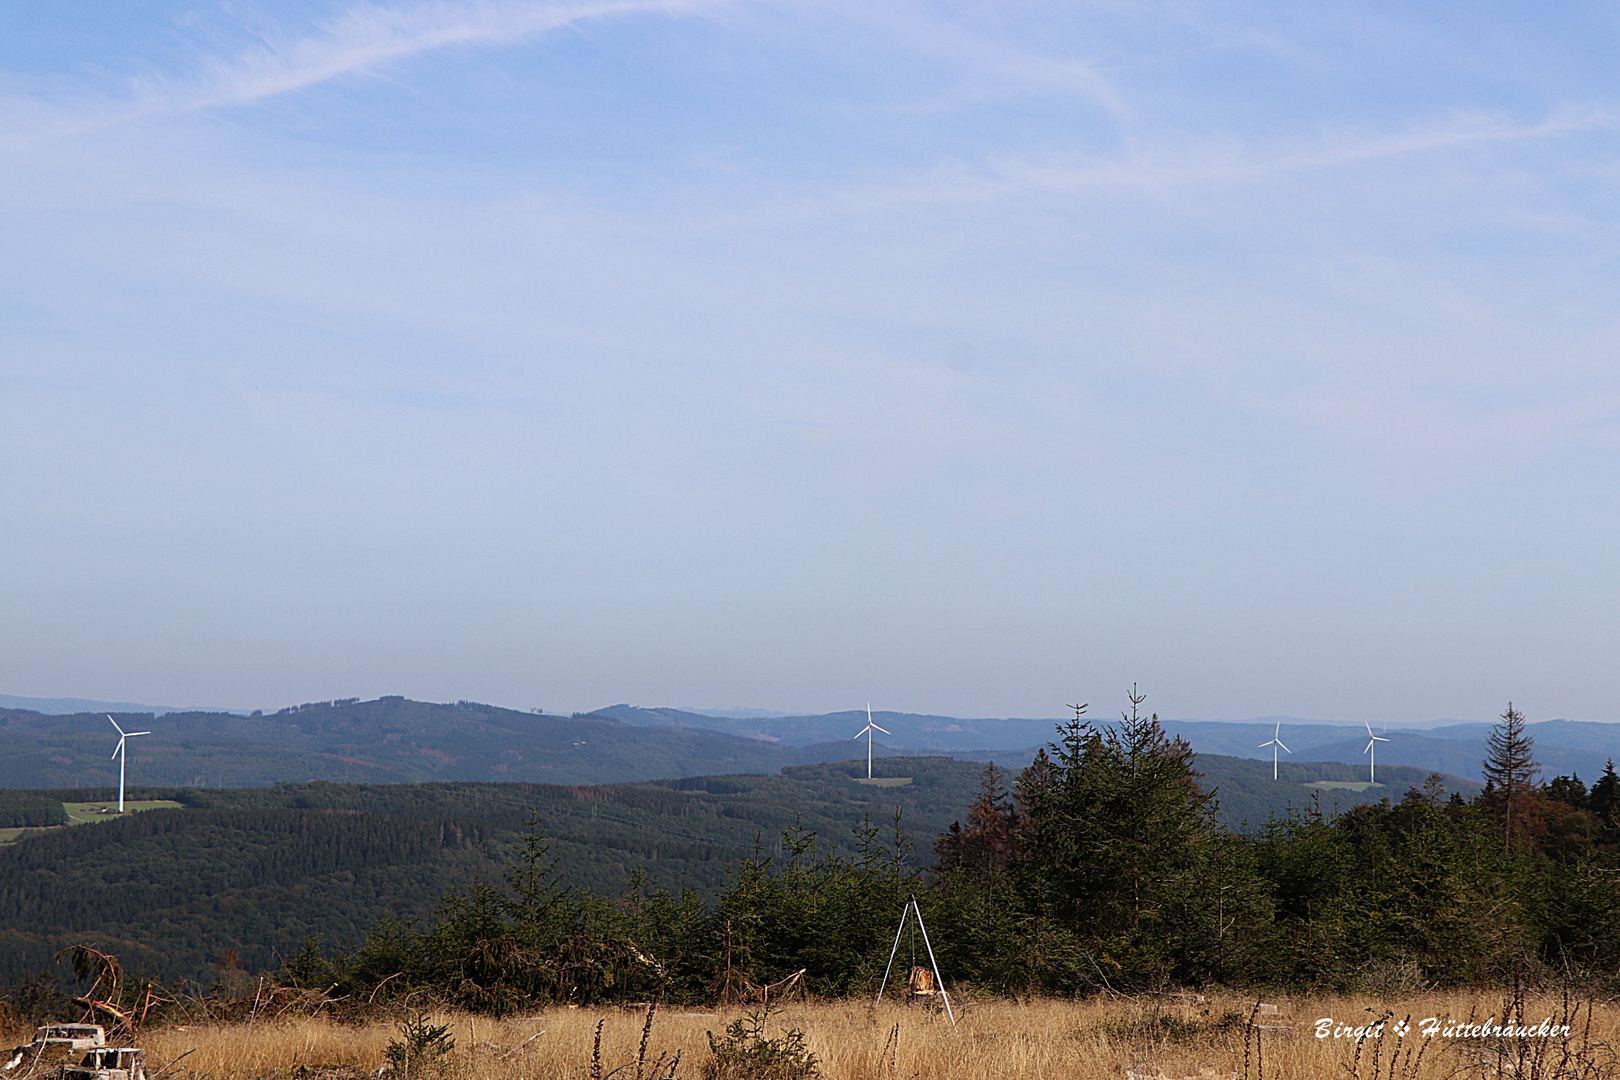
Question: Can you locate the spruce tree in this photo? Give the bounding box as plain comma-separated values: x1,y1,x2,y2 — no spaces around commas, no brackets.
933,763,1016,874
1023,688,1224,985
1481,701,1540,850
1012,747,1060,857
1543,774,1587,809
1590,760,1620,841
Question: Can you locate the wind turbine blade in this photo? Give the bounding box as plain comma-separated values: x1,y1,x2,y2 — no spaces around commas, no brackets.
854,727,868,739
1365,739,1375,753
128,731,151,737
872,723,890,734
108,715,125,735
111,743,122,760
1277,740,1290,753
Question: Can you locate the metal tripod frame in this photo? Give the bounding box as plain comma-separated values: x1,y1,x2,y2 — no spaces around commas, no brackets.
875,893,956,1026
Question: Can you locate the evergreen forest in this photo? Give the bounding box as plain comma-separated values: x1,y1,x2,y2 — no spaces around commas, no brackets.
4,698,1618,1011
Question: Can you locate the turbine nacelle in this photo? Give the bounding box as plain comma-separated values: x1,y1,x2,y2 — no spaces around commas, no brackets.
108,716,152,756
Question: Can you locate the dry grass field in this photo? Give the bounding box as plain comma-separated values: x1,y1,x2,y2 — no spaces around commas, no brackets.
111,991,1620,1080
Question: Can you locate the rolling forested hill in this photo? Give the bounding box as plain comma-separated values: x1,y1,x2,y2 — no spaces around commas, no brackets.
1193,756,1480,826
6,696,1595,798
0,758,984,986
0,749,1475,989
0,698,826,788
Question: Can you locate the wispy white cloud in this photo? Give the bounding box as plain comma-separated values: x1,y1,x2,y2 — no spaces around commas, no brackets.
1,0,726,144
970,106,1618,198
648,102,1615,243
1,0,1146,148
832,3,1131,119
149,0,708,110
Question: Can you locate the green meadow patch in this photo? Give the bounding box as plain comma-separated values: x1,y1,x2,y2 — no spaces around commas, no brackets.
62,799,187,822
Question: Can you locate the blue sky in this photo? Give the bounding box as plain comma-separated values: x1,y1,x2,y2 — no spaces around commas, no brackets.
3,0,1618,723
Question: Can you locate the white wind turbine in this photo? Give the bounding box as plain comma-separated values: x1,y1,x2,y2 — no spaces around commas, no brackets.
854,704,890,780
1259,722,1291,780
108,715,151,813
1363,721,1389,784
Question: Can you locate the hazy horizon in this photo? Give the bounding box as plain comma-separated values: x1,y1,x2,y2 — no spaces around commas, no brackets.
4,691,1608,733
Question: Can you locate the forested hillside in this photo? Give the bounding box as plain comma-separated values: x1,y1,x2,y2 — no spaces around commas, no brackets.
597,704,1065,752
8,697,1594,797
246,704,1620,1004
0,759,985,986
0,790,67,828
0,747,1488,991
1192,756,1480,825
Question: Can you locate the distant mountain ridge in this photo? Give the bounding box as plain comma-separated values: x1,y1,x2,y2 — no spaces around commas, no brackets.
602,705,1620,785
0,693,245,716
592,704,1073,751
0,698,824,789
6,695,1615,791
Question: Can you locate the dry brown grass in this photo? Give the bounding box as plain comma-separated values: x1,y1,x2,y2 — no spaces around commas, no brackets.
135,991,1620,1080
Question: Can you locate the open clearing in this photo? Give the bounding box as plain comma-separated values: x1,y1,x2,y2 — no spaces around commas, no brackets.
114,993,1620,1080
62,800,186,822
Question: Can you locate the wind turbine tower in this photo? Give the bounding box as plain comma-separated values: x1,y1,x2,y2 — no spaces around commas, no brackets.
1363,722,1389,784
854,704,890,780
108,715,151,813
1259,722,1291,780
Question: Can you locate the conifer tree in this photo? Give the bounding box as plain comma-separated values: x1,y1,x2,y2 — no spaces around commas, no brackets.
933,763,1016,874
1590,760,1620,842
1021,688,1223,985
1544,774,1587,809
1012,747,1059,858
1482,701,1540,851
